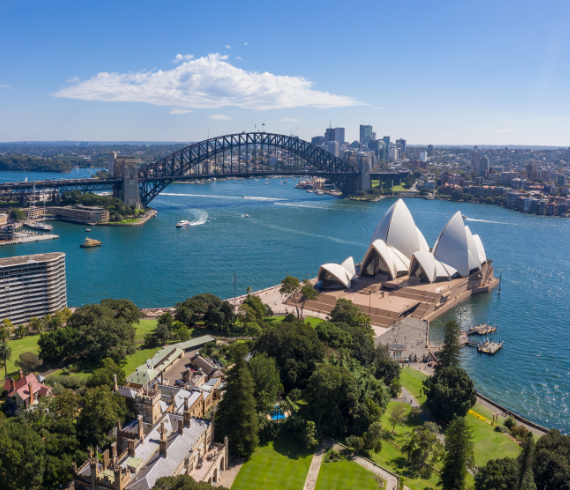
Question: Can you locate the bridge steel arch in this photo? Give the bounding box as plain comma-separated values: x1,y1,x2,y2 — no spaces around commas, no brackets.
138,132,356,206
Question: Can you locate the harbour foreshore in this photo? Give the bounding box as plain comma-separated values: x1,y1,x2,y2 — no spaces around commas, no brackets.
0,233,59,247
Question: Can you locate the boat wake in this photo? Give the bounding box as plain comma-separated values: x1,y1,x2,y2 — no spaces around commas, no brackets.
465,218,509,225
188,209,208,226
162,193,288,202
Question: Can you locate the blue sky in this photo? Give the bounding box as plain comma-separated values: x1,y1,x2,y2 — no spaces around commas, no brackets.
0,0,568,145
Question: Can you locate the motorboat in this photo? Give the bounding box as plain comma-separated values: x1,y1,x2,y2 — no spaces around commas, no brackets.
242,214,250,218
176,220,192,228
86,228,91,232
462,214,467,221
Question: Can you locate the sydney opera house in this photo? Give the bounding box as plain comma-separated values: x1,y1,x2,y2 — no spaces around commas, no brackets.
299,200,498,329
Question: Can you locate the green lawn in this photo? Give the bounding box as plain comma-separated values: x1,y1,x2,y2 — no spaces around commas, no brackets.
121,346,161,376
400,367,428,404
316,460,382,490
267,315,324,328
391,184,407,192
1,334,42,378
135,319,158,342
231,438,314,490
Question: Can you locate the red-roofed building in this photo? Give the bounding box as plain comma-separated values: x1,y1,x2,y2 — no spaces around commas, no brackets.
2,369,52,410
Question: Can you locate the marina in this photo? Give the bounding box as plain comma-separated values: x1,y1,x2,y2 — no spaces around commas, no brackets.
465,323,497,336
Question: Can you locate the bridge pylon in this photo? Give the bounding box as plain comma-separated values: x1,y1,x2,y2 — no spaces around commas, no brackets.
113,157,142,209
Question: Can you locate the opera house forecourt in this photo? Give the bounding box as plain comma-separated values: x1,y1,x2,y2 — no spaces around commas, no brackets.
298,199,499,329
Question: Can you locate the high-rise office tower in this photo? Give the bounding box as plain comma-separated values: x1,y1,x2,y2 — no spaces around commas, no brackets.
526,162,538,181
479,156,489,173
371,131,377,141
360,125,373,145
334,128,345,145
324,127,335,144
396,139,407,154
327,141,339,157
471,146,479,169
368,140,385,160
420,150,428,162
311,136,325,146
427,144,433,155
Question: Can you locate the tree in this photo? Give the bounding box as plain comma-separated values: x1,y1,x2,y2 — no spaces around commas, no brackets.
238,304,256,330
305,364,359,436
439,417,475,490
533,429,570,489
517,435,537,490
157,311,173,328
475,457,518,490
43,314,51,331
15,324,29,338
215,353,259,458
280,276,301,317
177,324,191,341
87,358,127,389
388,403,407,433
315,322,352,350
330,298,361,325
363,421,384,454
49,315,63,330
248,353,281,411
438,320,462,369
100,298,142,325
0,342,11,378
255,318,325,390
38,327,80,363
154,474,228,490
0,419,45,490
241,294,266,323
15,352,42,372
0,326,10,342
77,386,128,448
402,426,444,473
155,322,172,345
29,316,43,333
175,293,224,327
300,280,320,315
375,357,401,397
50,389,82,419
10,208,26,221
423,366,477,423
342,324,376,367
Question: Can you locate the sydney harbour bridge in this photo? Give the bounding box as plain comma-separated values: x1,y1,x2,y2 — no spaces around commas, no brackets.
0,132,409,207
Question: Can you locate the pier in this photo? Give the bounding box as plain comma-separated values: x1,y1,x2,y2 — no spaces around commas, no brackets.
465,323,497,336
467,339,504,355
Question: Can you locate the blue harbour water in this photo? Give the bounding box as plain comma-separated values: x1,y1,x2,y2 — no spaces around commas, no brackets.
1,170,569,432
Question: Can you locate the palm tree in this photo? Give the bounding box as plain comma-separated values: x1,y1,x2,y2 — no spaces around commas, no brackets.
43,314,52,331
29,317,43,334
0,342,11,378
0,327,9,343
15,325,28,339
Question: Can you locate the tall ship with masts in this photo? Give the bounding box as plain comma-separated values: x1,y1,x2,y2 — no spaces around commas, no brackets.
24,183,53,232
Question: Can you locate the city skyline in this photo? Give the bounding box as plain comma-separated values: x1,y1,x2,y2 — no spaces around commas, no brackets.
0,0,569,145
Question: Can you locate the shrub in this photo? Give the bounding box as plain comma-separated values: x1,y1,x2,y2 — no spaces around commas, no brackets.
14,352,43,372
495,425,509,433
324,449,344,463
504,416,517,430
510,425,530,440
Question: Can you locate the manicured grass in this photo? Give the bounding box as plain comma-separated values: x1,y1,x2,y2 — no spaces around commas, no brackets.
382,401,422,437
316,460,381,490
267,315,324,328
1,334,42,379
121,346,161,376
467,406,520,467
400,367,428,404
135,319,158,342
391,184,407,192
231,438,313,490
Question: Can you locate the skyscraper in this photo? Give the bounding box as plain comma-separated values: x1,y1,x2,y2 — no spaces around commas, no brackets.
324,127,335,144
360,125,373,145
311,136,325,146
427,144,433,155
471,146,479,169
334,128,345,145
327,141,339,157
396,139,407,155
526,162,538,181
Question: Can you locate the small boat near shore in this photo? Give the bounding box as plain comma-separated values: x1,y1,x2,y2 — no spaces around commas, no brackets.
176,220,191,228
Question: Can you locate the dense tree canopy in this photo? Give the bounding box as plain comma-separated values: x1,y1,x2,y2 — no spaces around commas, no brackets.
254,317,325,390
474,457,518,490
248,353,282,412
305,364,359,436
39,301,137,364
439,417,475,490
176,293,234,330
315,321,353,350
534,429,570,490
87,358,127,389
438,320,462,369
329,298,362,325
77,386,128,448
154,475,228,490
423,366,477,423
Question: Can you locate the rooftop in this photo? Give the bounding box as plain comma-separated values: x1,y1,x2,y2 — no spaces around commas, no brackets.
0,252,65,268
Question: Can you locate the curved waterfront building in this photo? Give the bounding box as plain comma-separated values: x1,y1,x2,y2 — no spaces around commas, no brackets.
361,199,429,279
317,257,356,289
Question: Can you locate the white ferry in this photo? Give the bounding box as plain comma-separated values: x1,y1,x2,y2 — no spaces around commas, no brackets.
176,220,192,228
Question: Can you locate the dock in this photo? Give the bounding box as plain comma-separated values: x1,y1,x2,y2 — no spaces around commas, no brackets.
0,233,59,247
465,323,497,336
467,339,504,355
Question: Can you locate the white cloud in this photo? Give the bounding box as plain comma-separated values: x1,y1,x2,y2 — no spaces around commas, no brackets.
170,108,192,114
225,45,231,49
280,117,298,122
52,53,361,111
0,84,9,89
172,54,194,64
66,76,80,83
236,56,243,61
244,42,248,45
210,114,233,120
492,129,516,133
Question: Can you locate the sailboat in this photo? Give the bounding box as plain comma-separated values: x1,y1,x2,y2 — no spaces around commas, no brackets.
24,183,53,232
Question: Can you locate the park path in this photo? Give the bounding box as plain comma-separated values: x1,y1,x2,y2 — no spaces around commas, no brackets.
302,439,328,490
391,386,420,408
